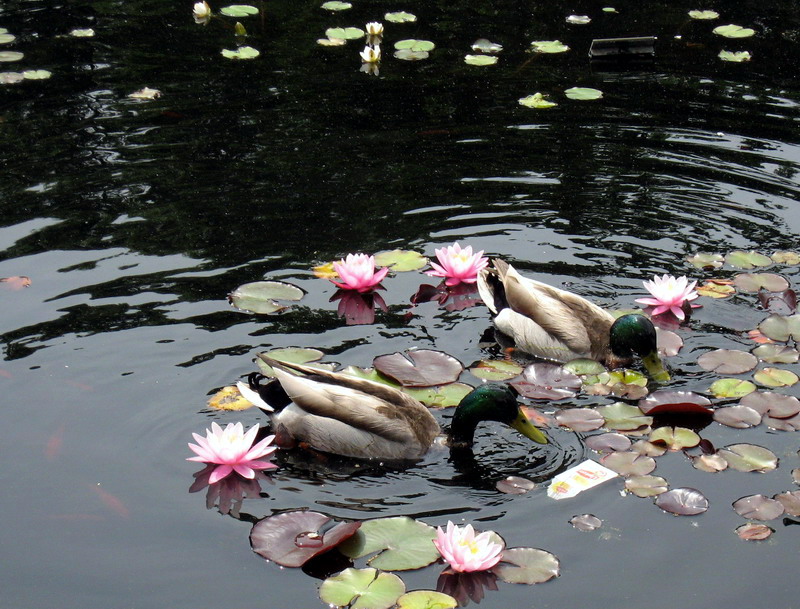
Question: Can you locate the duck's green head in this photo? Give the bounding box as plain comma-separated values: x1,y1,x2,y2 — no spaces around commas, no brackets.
609,314,670,382
449,383,548,447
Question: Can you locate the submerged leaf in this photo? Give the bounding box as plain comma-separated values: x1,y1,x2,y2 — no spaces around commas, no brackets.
208,385,255,411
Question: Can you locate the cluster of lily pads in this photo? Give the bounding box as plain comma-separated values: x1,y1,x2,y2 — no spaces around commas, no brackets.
0,24,82,84
688,9,755,63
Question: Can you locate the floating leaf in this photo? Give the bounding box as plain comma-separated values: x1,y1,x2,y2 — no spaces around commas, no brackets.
374,250,427,272
394,49,429,60
384,11,416,23
748,329,775,344
492,548,560,584
255,347,326,376
394,39,435,52
754,367,798,387
739,391,800,417
719,50,752,62
373,350,462,387
530,40,569,53
220,4,259,16
736,523,773,541
602,7,617,13
734,273,788,293
555,408,604,432
396,591,457,609
708,378,756,398
655,488,709,516
208,385,255,411
596,402,653,431
725,250,770,269
0,71,23,84
601,451,656,477
128,87,161,99
339,517,439,571
763,412,800,431
320,568,405,609
496,476,536,495
221,46,260,59
713,24,755,38
228,281,304,314
753,344,799,364
631,439,667,457
758,314,800,341
464,54,498,66
697,279,735,298
689,9,719,19
564,87,603,100
471,39,503,53
687,253,724,269
692,453,728,473
318,37,347,46
566,15,591,24
0,51,24,62
69,28,95,37
0,33,16,44
584,432,631,454
649,427,701,451
510,363,582,400
713,406,761,428
251,511,361,568
518,93,557,109
657,329,683,357
758,289,797,315
625,475,668,498
469,360,523,381
22,69,52,80
697,349,757,374
404,383,473,408
325,27,365,40
732,495,785,520
570,514,602,531
638,391,712,415
772,251,800,265
563,359,606,375
321,0,352,10
774,491,800,516
717,444,777,472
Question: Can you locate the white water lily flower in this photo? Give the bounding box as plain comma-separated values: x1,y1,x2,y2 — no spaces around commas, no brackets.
366,22,384,36
360,44,381,63
193,1,211,18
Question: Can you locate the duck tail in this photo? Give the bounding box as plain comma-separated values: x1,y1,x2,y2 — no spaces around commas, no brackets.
477,258,510,314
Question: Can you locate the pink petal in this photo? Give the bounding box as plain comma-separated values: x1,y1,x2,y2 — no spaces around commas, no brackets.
209,464,233,484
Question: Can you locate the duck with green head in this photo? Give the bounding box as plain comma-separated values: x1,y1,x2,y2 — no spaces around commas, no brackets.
476,259,670,382
246,356,548,460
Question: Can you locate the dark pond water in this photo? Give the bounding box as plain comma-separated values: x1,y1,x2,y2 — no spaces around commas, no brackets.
1,0,799,607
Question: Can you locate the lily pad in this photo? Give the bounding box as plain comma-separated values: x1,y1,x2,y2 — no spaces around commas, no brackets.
318,37,347,46
638,390,712,415
774,491,800,516
569,514,602,531
250,511,362,568
208,385,256,411
692,453,728,473
221,46,260,59
339,516,439,571
649,427,701,451
657,329,683,357
713,24,755,38
394,39,435,52
492,548,560,584
753,344,799,364
471,39,503,53
518,93,557,109
584,432,631,453
772,251,800,265
564,359,606,375
736,523,773,541
697,279,735,298
725,250,771,269
555,408,604,432
719,50,752,62
320,568,405,609
713,405,762,428
717,443,778,472
564,87,603,100
566,15,591,24
734,273,788,293
758,289,797,315
596,402,653,431
631,439,667,457
655,488,709,516
510,363,582,400
530,40,569,53
753,367,798,387
228,280,304,314
404,383,473,408
687,253,724,269
697,349,757,374
374,250,427,272
469,359,523,381
708,378,756,398
384,11,416,23
763,412,800,431
0,33,15,44
373,350,462,387
0,51,24,62
321,0,352,10
0,71,23,84
69,28,95,37
394,49,429,60
464,54,498,66
601,451,656,477
625,475,668,498
758,314,800,341
325,27,365,40
220,4,259,16
256,347,325,377
689,9,719,19
22,69,52,80
496,475,536,495
739,391,800,417
732,495,785,520
396,591,457,609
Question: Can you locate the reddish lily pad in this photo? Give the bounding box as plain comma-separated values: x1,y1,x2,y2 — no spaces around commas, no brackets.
596,402,653,431
708,378,756,398
692,453,728,472
753,367,798,388
625,475,668,497
763,412,800,431
492,548,560,584
649,426,701,451
753,344,799,364
338,516,439,571
601,451,656,477
758,289,797,315
713,405,762,428
718,444,777,472
774,491,800,516
320,568,405,609
569,514,602,531
657,329,683,357
725,250,771,269
638,391,712,415
585,433,632,453
697,349,757,374
758,314,800,342
732,494,785,520
229,281,305,314
697,280,736,299
555,408,604,432
510,363,582,400
250,511,361,567
739,391,800,418
733,273,788,293
373,350,463,387
469,360,523,381
736,523,774,541
496,475,536,495
655,488,709,516
631,440,667,457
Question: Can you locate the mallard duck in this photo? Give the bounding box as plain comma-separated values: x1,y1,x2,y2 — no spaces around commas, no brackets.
242,356,548,460
476,259,669,381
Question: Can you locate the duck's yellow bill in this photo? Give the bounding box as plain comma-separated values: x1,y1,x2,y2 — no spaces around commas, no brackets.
643,351,670,383
512,410,548,444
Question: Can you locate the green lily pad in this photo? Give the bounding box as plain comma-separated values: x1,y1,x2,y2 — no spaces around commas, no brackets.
713,24,755,38
384,11,416,23
339,516,439,571
697,349,757,374
752,344,799,364
469,359,523,381
220,4,259,16
753,367,798,387
595,402,653,431
396,591,457,609
564,87,603,100
221,46,260,59
734,273,787,292
464,54,498,66
602,7,618,13
320,568,405,609
255,347,325,377
518,93,557,108
758,314,800,341
530,40,569,53
0,51,23,62
394,39,435,52
0,71,23,84
625,475,668,497
471,38,503,53
22,70,51,80
697,279,735,298
228,280,304,313
492,547,560,584
564,359,606,375
719,50,752,62
689,10,719,19
601,451,656,477
0,33,16,44
772,251,800,265
394,49,429,60
649,426,700,451
725,250,771,269
687,252,724,269
325,26,365,40
69,28,95,37
708,378,756,398
374,249,427,272
404,382,473,407
321,0,352,10
718,443,778,472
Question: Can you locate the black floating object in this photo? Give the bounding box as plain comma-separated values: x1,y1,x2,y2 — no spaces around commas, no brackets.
589,36,656,59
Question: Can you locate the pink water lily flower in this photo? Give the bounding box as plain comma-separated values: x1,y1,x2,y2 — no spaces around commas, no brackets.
433,521,504,573
635,274,699,320
330,253,389,292
426,242,489,286
187,422,278,484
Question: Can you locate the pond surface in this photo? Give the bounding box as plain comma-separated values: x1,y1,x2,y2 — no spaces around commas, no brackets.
1,0,799,607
